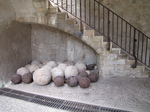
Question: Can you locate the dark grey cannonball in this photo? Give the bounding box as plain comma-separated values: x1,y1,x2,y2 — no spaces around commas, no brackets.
79,77,90,88
22,73,33,84
86,64,96,70
53,76,64,87
67,76,78,87
77,71,88,81
11,74,22,84
88,72,99,82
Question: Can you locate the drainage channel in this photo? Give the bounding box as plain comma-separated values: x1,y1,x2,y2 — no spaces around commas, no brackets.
0,87,130,112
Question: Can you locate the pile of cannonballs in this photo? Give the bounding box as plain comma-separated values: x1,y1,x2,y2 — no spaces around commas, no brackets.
11,60,99,88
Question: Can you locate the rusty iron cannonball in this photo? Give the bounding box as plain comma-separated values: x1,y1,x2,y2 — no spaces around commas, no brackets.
79,77,90,88
86,64,96,70
67,76,78,87
53,76,64,87
11,74,22,84
88,72,99,83
77,71,88,81
22,73,33,84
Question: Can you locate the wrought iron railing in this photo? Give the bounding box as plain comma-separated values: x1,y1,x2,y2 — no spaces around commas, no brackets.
49,0,150,69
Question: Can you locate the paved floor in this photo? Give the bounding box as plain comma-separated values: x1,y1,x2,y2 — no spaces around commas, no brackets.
1,77,150,112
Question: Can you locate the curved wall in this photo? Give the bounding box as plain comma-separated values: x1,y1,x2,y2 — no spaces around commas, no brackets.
31,24,97,65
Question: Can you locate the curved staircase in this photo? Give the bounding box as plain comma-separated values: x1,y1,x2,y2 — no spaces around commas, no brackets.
15,0,149,78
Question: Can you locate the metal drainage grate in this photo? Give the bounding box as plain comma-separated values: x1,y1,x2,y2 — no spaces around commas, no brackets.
0,88,130,112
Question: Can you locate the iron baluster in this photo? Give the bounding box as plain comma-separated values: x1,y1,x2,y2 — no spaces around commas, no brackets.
132,29,137,68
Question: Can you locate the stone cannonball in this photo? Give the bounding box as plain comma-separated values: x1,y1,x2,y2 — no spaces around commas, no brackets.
64,61,75,66
17,67,30,76
77,71,88,81
75,63,86,73
22,73,33,84
79,77,90,88
42,65,52,73
88,72,99,83
67,76,78,87
53,76,64,87
86,64,96,70
11,74,22,84
28,64,39,73
25,64,31,70
46,61,57,68
31,60,41,65
33,68,51,86
51,67,64,80
58,63,68,71
65,66,78,79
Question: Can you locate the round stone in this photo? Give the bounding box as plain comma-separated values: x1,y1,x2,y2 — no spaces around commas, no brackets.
11,74,22,84
88,72,99,82
67,76,78,87
22,73,33,84
53,76,64,87
79,77,90,88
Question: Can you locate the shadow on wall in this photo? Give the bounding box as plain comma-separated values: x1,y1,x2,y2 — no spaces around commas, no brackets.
31,24,97,65
0,21,32,85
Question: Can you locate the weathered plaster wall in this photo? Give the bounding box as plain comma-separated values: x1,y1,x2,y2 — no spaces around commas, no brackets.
0,0,32,86
31,24,97,64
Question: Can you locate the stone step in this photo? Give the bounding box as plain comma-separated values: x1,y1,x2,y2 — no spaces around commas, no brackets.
118,54,127,60
48,6,58,13
93,36,103,43
110,48,121,54
83,30,95,38
57,12,68,19
65,18,77,25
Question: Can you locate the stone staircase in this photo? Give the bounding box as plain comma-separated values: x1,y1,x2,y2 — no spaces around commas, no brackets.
15,0,149,78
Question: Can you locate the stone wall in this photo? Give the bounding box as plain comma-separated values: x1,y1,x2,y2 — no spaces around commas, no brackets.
31,24,97,65
0,0,32,86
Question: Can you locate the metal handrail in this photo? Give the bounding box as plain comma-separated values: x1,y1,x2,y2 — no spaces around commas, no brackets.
49,0,150,68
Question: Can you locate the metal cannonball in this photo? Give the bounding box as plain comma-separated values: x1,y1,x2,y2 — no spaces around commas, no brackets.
11,74,22,84
79,77,90,88
53,76,64,87
22,73,33,84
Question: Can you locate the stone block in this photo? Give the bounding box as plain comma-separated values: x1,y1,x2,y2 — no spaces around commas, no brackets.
108,53,118,60
114,65,125,71
20,9,28,13
33,2,42,8
36,7,45,12
57,13,67,19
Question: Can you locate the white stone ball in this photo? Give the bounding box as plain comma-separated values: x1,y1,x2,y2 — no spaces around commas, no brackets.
75,63,86,72
42,65,52,73
65,66,78,79
29,64,39,73
58,63,68,71
31,60,41,65
64,61,75,66
37,63,43,68
25,64,31,70
42,61,49,65
51,67,64,80
57,62,62,65
46,61,57,68
33,68,51,86
17,67,30,76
